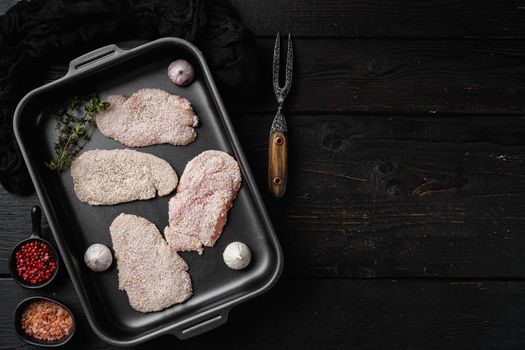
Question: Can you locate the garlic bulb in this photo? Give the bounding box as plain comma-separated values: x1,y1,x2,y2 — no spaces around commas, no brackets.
168,59,195,86
84,244,113,272
223,242,252,270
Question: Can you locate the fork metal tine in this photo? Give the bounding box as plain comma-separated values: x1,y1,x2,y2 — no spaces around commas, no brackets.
273,33,293,105
282,34,293,101
272,33,281,100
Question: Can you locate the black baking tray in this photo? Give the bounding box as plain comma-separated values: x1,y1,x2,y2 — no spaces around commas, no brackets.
13,38,283,346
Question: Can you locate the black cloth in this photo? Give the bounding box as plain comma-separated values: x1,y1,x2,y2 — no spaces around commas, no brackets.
0,0,258,194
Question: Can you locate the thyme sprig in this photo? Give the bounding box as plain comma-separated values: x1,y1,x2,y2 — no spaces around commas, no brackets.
46,93,110,173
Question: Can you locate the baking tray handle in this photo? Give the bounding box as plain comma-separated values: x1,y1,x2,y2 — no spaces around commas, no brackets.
67,44,124,77
169,311,229,340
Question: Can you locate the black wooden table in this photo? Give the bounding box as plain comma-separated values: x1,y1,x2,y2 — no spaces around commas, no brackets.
3,1,525,349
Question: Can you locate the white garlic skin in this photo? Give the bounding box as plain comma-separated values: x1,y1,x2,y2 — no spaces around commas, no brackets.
168,59,195,86
223,242,252,270
84,244,113,272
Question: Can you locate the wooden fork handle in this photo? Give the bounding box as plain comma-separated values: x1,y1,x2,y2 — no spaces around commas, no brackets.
268,130,288,198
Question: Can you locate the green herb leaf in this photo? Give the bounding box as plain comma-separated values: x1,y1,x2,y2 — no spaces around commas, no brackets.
46,93,110,173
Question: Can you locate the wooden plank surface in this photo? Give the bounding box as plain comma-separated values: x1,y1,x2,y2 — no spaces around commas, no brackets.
233,114,525,278
0,190,45,275
40,39,525,115
5,0,525,39
3,114,525,278
230,0,525,38
227,38,525,114
2,278,525,349
3,0,525,348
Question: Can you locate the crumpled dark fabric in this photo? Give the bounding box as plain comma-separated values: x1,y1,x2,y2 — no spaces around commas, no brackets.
0,0,258,194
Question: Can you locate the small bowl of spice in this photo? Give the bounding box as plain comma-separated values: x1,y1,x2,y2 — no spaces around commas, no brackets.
14,296,75,346
9,206,59,288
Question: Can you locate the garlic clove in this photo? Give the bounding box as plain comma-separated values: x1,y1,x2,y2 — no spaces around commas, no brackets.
223,242,252,270
168,59,195,86
84,244,113,272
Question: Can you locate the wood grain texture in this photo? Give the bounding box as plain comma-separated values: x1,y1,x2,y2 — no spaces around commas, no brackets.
2,0,525,347
3,115,525,278
226,38,525,114
268,130,288,198
0,189,48,276
40,39,525,115
2,278,525,349
230,0,525,38
5,1,525,39
233,114,525,278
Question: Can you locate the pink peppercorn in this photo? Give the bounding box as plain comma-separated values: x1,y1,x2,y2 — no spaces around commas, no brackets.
15,241,56,284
